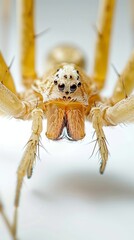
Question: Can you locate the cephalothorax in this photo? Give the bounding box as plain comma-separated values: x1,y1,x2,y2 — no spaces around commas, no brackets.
33,64,90,104
0,0,134,239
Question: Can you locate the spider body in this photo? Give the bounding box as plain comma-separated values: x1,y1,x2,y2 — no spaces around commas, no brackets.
21,61,98,141
33,65,87,139
0,0,134,239
33,63,89,104
21,48,100,142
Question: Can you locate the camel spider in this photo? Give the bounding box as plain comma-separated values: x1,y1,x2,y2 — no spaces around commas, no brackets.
0,0,134,239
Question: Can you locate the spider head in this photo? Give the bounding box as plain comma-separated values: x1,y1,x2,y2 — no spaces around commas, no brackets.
52,64,82,101
32,63,90,104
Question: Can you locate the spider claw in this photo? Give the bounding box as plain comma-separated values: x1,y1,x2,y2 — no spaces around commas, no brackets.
99,162,106,174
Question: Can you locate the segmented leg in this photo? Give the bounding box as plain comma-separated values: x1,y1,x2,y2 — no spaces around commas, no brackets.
111,51,134,104
104,95,134,125
0,82,35,119
0,200,15,239
0,52,16,94
89,107,109,174
12,108,43,238
0,82,26,117
18,0,37,88
93,0,115,89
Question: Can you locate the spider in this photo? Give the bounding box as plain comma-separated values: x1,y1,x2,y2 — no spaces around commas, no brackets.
0,0,134,239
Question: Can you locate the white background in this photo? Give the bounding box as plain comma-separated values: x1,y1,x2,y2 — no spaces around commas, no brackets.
0,0,134,240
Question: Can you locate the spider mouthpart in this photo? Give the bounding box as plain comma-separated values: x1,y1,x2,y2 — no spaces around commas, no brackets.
54,80,58,85
63,96,66,99
70,84,77,92
58,83,65,91
68,96,71,100
78,82,81,87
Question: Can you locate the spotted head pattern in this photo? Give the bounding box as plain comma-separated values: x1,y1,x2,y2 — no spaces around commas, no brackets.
53,65,82,99
32,64,89,104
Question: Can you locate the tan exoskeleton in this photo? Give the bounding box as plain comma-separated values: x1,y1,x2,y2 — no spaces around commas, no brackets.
0,0,134,239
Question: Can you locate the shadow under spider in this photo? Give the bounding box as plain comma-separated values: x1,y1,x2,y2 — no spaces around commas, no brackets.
32,171,134,203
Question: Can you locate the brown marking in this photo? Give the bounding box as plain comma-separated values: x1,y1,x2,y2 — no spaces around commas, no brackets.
46,101,66,140
66,102,85,140
45,101,85,141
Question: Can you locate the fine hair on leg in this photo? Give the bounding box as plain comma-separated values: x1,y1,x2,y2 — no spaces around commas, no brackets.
12,108,43,238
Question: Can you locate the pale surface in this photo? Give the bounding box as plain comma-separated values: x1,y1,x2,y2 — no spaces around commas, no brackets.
0,0,134,240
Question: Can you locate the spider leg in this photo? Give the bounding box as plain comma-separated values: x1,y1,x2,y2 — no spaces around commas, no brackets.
104,95,134,125
0,52,16,94
0,82,29,117
0,200,15,239
87,94,134,173
89,107,109,174
93,0,115,90
0,53,17,115
111,51,134,104
12,108,43,238
18,0,37,88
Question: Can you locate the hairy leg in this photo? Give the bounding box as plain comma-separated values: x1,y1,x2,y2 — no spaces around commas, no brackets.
0,200,15,239
87,94,134,173
12,108,43,238
0,82,28,117
0,82,37,118
0,52,16,94
0,78,23,238
111,51,134,104
18,0,37,88
105,95,134,125
93,0,115,89
89,107,109,174
0,83,40,239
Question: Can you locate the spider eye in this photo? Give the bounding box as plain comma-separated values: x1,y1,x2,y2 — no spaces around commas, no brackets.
70,84,77,92
78,82,81,87
58,83,65,91
54,80,58,85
